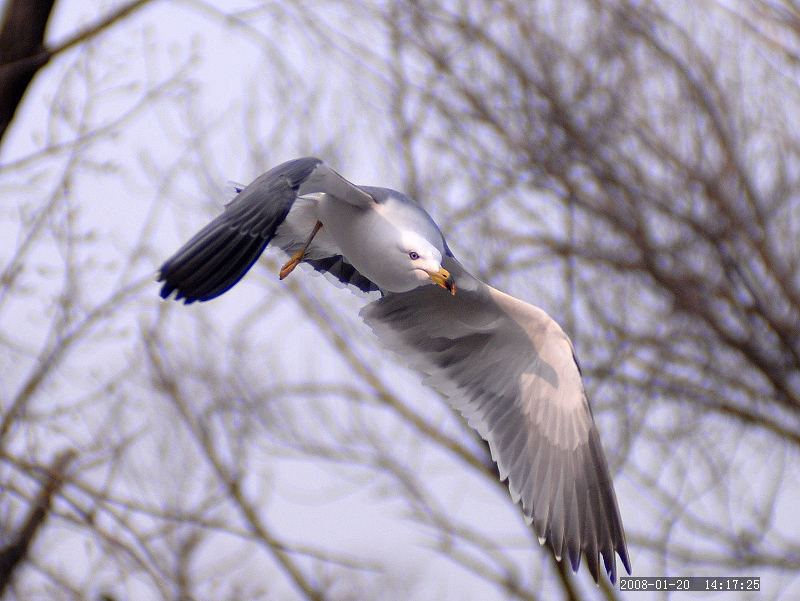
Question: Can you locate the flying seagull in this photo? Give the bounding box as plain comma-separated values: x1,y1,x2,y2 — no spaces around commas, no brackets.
158,157,631,582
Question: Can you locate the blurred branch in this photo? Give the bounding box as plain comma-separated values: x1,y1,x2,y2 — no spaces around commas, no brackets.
0,450,75,596
0,277,150,446
141,323,327,601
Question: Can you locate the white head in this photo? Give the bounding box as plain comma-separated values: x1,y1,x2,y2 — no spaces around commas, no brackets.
393,230,455,294
334,188,457,295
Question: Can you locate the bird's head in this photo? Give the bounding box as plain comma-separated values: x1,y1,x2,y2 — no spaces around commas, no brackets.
398,231,456,295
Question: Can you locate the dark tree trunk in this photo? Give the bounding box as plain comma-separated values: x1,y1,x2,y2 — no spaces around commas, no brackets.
0,0,57,145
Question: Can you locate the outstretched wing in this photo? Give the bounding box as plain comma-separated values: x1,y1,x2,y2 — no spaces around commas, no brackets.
158,157,378,303
360,257,630,582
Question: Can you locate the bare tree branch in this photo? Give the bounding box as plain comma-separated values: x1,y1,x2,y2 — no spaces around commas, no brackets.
0,450,75,596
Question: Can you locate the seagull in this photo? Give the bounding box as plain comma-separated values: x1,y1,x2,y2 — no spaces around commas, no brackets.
158,157,631,582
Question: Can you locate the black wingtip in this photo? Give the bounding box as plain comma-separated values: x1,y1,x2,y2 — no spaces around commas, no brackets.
619,543,632,575
603,547,614,581
157,272,175,300
586,549,600,583
157,221,271,304
580,543,629,584
157,267,198,304
157,271,198,305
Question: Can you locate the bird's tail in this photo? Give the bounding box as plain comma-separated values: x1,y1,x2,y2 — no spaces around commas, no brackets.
158,218,270,304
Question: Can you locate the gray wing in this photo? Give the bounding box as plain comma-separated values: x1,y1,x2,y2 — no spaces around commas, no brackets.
158,158,378,303
360,257,630,583
297,162,375,208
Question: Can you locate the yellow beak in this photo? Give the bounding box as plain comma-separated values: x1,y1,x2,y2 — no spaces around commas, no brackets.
429,266,456,295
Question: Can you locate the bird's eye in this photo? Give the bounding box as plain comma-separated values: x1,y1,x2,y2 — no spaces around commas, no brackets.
409,251,420,260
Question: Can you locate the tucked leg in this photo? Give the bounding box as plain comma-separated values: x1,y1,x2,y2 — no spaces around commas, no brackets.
279,220,323,280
